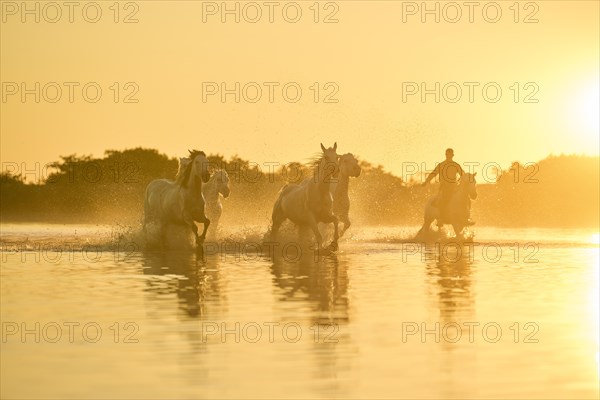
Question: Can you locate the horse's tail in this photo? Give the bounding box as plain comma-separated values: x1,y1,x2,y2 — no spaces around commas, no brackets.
271,184,289,218
144,179,163,226
271,183,297,234
143,183,152,226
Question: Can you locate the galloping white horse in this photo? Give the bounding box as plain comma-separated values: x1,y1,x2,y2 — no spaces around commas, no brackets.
178,158,231,240
330,153,361,237
202,170,231,239
416,172,478,239
271,143,340,250
144,150,211,247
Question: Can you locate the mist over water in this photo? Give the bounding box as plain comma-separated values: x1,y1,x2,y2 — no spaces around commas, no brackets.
2,151,598,229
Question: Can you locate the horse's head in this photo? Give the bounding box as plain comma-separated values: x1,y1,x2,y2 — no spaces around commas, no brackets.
319,142,339,182
339,153,361,178
177,157,191,177
461,172,478,200
188,149,210,183
214,170,231,198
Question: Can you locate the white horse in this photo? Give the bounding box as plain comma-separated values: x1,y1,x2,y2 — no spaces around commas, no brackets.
416,172,478,239
144,150,211,247
271,143,340,251
202,170,231,240
177,158,231,240
330,153,361,237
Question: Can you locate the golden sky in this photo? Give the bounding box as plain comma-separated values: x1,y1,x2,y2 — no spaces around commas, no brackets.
1,0,598,179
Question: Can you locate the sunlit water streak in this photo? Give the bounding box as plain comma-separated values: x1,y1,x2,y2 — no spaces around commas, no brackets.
1,224,598,399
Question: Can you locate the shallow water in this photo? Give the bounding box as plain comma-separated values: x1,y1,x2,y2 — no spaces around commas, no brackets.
1,224,598,399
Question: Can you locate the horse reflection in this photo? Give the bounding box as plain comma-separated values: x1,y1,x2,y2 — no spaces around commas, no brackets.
423,243,476,354
269,247,353,395
423,242,475,323
269,247,350,325
142,250,221,318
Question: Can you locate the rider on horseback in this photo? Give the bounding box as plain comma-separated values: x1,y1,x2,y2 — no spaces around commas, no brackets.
422,148,475,226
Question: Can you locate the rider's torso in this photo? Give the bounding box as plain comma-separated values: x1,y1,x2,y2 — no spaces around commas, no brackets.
437,160,462,187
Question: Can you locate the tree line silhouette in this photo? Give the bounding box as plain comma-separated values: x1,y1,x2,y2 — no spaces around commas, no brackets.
1,148,597,227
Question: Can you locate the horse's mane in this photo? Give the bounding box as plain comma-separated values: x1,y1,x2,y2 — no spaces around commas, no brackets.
175,157,190,181
205,169,227,187
306,153,325,169
214,169,228,180
176,150,205,187
305,149,342,181
459,172,476,186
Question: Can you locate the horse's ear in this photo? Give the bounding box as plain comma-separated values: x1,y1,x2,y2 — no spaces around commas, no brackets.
188,149,192,155
474,172,477,176
333,142,337,151
320,143,326,152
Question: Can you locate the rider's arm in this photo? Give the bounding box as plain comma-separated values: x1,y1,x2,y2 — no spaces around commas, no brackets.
423,164,440,184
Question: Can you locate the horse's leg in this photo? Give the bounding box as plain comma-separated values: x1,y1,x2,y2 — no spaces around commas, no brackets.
331,215,340,243
212,216,219,240
307,214,323,249
198,217,210,244
416,224,426,239
207,215,219,241
453,223,464,238
320,213,339,251
339,214,351,237
189,221,200,245
271,208,285,240
416,206,435,240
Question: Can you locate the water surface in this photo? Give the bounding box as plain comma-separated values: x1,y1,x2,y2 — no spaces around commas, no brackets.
1,224,598,399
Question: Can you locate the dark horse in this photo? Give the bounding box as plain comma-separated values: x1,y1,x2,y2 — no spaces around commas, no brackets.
416,172,478,239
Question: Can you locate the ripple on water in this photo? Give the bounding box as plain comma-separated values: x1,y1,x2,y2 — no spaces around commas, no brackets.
1,224,598,399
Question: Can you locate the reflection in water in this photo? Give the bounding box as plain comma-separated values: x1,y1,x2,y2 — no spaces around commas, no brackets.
2,224,599,399
270,248,350,325
423,243,475,324
270,248,353,396
422,243,478,397
140,249,225,378
141,250,222,318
